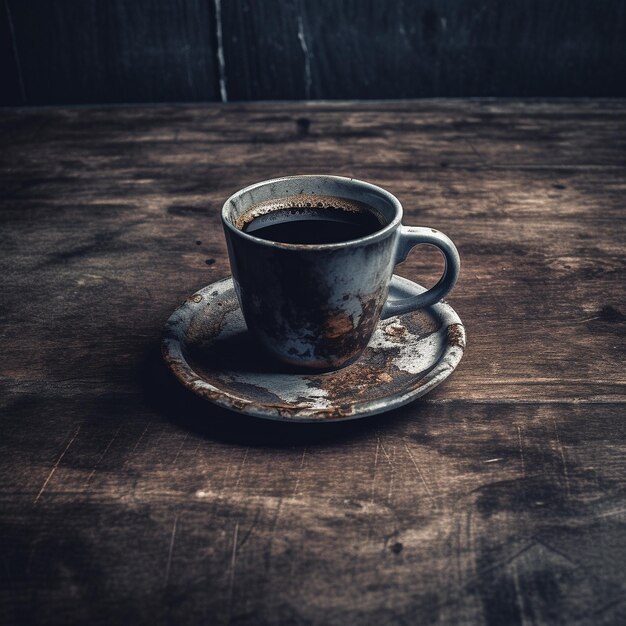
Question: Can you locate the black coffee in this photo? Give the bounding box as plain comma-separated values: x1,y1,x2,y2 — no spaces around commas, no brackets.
241,195,385,245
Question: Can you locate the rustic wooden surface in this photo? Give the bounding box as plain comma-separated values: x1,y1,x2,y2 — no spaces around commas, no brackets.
3,0,626,105
0,100,625,625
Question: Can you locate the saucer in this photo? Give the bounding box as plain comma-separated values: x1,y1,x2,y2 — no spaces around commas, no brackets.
162,275,465,422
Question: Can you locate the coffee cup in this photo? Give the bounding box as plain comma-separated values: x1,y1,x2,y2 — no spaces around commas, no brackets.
221,175,460,370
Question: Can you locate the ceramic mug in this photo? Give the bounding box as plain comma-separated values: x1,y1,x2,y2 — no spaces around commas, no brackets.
222,175,460,370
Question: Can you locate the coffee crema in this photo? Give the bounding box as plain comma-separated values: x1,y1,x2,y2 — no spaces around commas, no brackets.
238,194,386,245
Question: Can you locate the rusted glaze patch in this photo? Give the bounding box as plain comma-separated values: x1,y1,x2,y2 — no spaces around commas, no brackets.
162,276,465,422
447,323,466,349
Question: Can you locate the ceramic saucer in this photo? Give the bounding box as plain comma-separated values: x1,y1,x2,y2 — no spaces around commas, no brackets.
162,275,465,422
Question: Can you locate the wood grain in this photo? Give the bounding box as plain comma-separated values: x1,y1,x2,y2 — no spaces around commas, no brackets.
0,0,24,105
221,0,626,100
2,1,626,105
4,0,218,105
1,100,625,625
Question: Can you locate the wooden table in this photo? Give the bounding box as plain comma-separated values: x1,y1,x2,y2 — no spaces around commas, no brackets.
1,101,624,625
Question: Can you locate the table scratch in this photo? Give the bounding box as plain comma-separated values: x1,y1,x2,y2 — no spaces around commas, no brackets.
164,513,179,585
387,445,396,502
227,522,239,610
85,425,123,486
379,437,394,467
517,425,526,477
34,425,81,503
552,417,571,497
370,438,380,503
291,448,307,499
131,424,150,455
121,424,150,471
238,507,261,550
597,508,626,518
172,433,189,466
404,443,436,504
265,497,283,569
234,448,249,489
192,439,202,458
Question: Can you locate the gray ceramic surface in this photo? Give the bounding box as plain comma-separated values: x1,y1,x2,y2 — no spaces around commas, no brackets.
162,275,466,422
222,175,460,369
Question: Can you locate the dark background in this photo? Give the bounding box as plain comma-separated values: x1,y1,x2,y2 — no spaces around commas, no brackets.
2,0,626,106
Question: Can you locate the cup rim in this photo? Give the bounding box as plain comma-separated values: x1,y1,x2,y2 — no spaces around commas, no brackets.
221,174,403,250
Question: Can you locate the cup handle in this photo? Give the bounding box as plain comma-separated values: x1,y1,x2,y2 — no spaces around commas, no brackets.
381,226,460,319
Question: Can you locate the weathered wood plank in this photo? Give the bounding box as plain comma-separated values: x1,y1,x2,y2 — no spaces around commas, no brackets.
1,399,624,625
1,102,624,403
2,101,625,171
5,0,626,104
0,0,24,105
215,0,626,100
6,0,217,105
0,101,625,625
